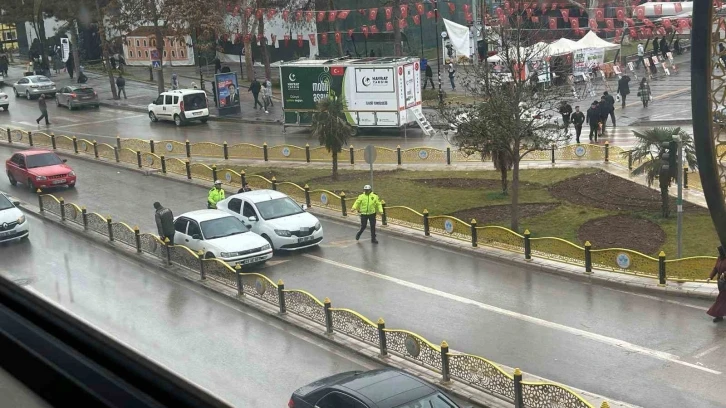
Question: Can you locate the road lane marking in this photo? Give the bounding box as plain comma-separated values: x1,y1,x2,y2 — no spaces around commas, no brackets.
694,345,722,359
601,287,708,312
303,254,721,375
43,114,146,129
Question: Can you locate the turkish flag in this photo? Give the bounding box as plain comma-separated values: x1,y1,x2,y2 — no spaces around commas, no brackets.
463,4,470,13
643,18,653,27
674,2,682,13
615,28,623,38
625,18,634,27
465,12,473,22
370,24,379,34
413,15,421,25
616,8,625,21
331,67,345,76
448,2,455,13
498,15,507,25
398,18,408,29
560,9,569,21
317,11,326,22
321,33,328,45
630,28,637,38
426,10,434,19
338,10,350,19
266,9,276,20
297,34,303,47
400,4,408,18
654,4,663,15
636,6,645,20
386,21,393,31
549,17,557,30
328,11,336,22
282,10,289,21
305,11,313,22
531,16,539,23
589,18,598,31
335,32,342,44
385,7,393,19
369,8,378,20
595,8,604,22
362,26,369,37
348,28,354,38
308,33,316,46
525,8,533,18
245,8,252,18
658,27,666,35
605,18,615,30
416,3,425,15
570,17,579,29
662,18,672,29
226,2,232,12
256,9,263,19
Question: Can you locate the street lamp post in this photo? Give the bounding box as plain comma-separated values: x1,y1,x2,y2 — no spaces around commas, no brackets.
434,0,443,104
674,133,684,258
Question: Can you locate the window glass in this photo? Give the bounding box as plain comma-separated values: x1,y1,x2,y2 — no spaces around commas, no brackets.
242,202,257,218
174,219,188,233
0,194,12,211
11,154,21,164
394,393,457,408
136,40,140,46
255,198,303,220
143,40,147,47
26,153,63,168
155,95,164,105
173,96,178,105
137,51,141,57
180,50,184,57
164,95,173,105
316,392,365,408
200,217,248,239
187,221,201,237
228,198,242,214
17,156,25,168
183,93,207,110
171,50,175,57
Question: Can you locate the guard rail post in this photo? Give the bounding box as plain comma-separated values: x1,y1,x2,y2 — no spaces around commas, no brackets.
658,251,666,286
263,143,268,161
551,144,555,164
116,135,121,150
28,131,33,146
93,141,99,158
198,251,206,280
223,142,229,160
446,146,451,165
165,238,172,265
114,147,119,163
271,176,277,191
81,207,88,230
304,185,311,207
107,217,114,242
134,227,141,253
605,141,610,162
349,146,355,164
324,298,333,335
72,136,78,154
160,155,167,174
514,368,523,408
684,167,689,189
628,151,633,170
6,128,10,143
381,201,387,225
377,318,388,356
37,191,43,212
423,209,430,236
136,151,142,168
211,165,218,182
524,229,531,260
471,219,478,247
277,279,286,315
305,144,311,163
235,265,244,296
51,133,56,150
185,160,191,179
340,192,347,216
397,145,402,166
149,140,155,154
585,241,592,273
440,341,451,383
185,140,191,158
59,198,66,221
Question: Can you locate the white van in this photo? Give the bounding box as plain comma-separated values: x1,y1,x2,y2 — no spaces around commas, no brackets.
148,89,209,126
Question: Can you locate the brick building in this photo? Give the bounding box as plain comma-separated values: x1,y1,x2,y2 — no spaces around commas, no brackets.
122,27,194,66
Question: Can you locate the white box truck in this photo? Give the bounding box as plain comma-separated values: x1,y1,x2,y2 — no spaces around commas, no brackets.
279,57,434,135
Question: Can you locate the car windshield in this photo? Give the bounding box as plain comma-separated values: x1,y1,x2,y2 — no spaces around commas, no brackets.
395,393,457,408
34,76,52,83
255,197,303,220
0,194,14,211
183,93,207,110
200,216,248,240
26,153,63,168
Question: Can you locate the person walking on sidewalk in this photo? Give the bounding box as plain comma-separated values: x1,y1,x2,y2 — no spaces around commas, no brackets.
153,202,175,245
598,96,610,135
352,185,383,244
558,101,572,130
638,78,652,108
707,246,726,323
171,73,179,90
249,78,263,110
603,91,616,126
571,106,585,144
447,60,456,91
586,101,600,142
207,180,225,209
652,37,660,58
265,78,273,107
116,74,127,99
36,95,50,125
660,37,670,60
423,64,435,89
636,43,645,69
616,75,631,108
262,81,272,114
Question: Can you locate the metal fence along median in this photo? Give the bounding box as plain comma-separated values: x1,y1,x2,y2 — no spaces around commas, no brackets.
33,191,608,408
2,126,717,283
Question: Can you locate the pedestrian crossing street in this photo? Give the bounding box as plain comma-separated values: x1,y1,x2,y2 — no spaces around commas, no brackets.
561,125,693,148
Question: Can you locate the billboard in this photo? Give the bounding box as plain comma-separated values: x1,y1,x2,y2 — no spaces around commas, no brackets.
215,72,240,108
346,68,397,111
355,68,394,93
281,66,345,110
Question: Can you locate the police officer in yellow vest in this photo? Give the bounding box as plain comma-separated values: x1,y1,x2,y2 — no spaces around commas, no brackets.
208,180,225,209
352,184,383,244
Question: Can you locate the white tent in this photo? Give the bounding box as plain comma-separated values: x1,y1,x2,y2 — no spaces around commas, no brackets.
443,18,472,57
574,31,620,50
546,38,578,56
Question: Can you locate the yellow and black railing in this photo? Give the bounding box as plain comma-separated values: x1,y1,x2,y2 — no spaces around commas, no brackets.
35,192,607,408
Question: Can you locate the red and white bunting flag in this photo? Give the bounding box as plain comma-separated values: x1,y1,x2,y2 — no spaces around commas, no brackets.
605,18,615,30
589,18,598,31
416,3,425,15
413,15,421,25
400,4,409,18
616,7,625,21
297,34,303,47
595,8,604,22
338,10,350,19
284,34,290,46
328,11,337,22
549,17,557,30
560,9,569,21
282,10,289,21
271,34,276,44
321,33,328,45
654,4,663,15
385,7,393,19
256,9,263,19
308,33,316,46
335,31,342,44
362,25,369,37
426,10,434,19
448,3,455,13
317,11,326,22
348,28,354,38
369,8,378,21
386,21,393,31
305,11,313,22
570,17,579,29
674,3,682,13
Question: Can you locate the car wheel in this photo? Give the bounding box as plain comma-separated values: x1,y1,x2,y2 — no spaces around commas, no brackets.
25,90,31,100
67,183,75,189
68,102,73,111
174,114,183,126
200,118,208,124
27,178,36,193
149,111,158,122
7,172,17,186
204,252,215,260
13,87,18,97
55,97,60,106
262,234,275,251
2,106,7,111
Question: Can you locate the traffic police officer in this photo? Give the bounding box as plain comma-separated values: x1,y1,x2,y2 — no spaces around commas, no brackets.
207,180,225,209
352,184,383,244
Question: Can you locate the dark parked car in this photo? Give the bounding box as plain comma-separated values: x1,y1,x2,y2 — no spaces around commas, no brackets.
56,85,100,110
288,368,464,408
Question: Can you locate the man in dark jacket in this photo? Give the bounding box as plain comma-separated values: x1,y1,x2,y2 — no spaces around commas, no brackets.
423,64,435,89
36,95,49,125
586,102,600,142
603,91,616,126
154,202,175,245
653,37,660,56
660,37,669,60
116,74,127,99
249,78,263,110
571,106,585,144
616,75,631,108
598,96,611,134
559,101,572,129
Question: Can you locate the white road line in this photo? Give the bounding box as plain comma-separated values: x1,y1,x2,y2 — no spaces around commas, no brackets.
602,287,709,312
694,345,722,359
43,114,146,129
303,254,721,375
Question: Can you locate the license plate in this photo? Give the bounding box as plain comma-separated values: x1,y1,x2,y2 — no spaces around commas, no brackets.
52,179,66,185
193,112,202,116
298,236,314,243
239,255,266,265
0,231,10,238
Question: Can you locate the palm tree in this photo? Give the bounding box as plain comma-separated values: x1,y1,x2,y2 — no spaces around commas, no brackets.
626,127,698,217
311,96,351,180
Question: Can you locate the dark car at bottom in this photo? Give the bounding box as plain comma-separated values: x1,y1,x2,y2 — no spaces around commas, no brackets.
289,368,464,408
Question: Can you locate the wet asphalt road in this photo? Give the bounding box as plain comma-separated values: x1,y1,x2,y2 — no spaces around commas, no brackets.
0,144,724,407
0,215,381,407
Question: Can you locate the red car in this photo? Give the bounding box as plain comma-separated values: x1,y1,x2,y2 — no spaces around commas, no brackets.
6,149,77,191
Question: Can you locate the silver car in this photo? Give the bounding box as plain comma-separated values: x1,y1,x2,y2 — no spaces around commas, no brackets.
13,75,57,100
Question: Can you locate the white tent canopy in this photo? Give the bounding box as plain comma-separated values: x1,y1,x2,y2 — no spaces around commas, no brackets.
546,38,578,56
443,18,472,57
574,31,620,50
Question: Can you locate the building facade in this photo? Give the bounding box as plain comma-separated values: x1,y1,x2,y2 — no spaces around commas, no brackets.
122,27,195,66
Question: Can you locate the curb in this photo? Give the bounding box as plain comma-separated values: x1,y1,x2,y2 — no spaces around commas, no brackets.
96,100,283,125
630,119,693,127
15,203,506,408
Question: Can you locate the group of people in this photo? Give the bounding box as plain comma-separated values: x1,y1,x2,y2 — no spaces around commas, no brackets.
248,77,273,113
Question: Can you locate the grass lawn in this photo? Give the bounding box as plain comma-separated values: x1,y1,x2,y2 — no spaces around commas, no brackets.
227,165,719,258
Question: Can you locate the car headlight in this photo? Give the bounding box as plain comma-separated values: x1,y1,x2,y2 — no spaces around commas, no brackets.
68,171,76,177
220,252,232,258
35,175,47,181
17,215,25,225
262,244,271,251
314,222,322,231
274,229,291,237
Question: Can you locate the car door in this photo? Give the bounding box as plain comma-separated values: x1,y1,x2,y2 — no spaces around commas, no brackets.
58,87,68,105
172,95,179,116
14,154,28,183
185,220,204,251
15,77,28,93
6,154,22,180
162,94,173,119
241,201,261,234
173,218,190,248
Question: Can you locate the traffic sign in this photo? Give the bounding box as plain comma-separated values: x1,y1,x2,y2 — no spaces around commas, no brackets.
150,49,160,60
152,60,161,69
364,144,377,164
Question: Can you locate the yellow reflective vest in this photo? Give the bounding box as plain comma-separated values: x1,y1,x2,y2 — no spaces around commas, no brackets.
208,187,225,208
352,192,382,215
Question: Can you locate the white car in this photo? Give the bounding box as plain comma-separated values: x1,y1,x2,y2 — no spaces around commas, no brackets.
148,89,209,126
0,192,29,243
0,90,8,111
173,210,272,266
13,75,57,99
217,190,324,251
